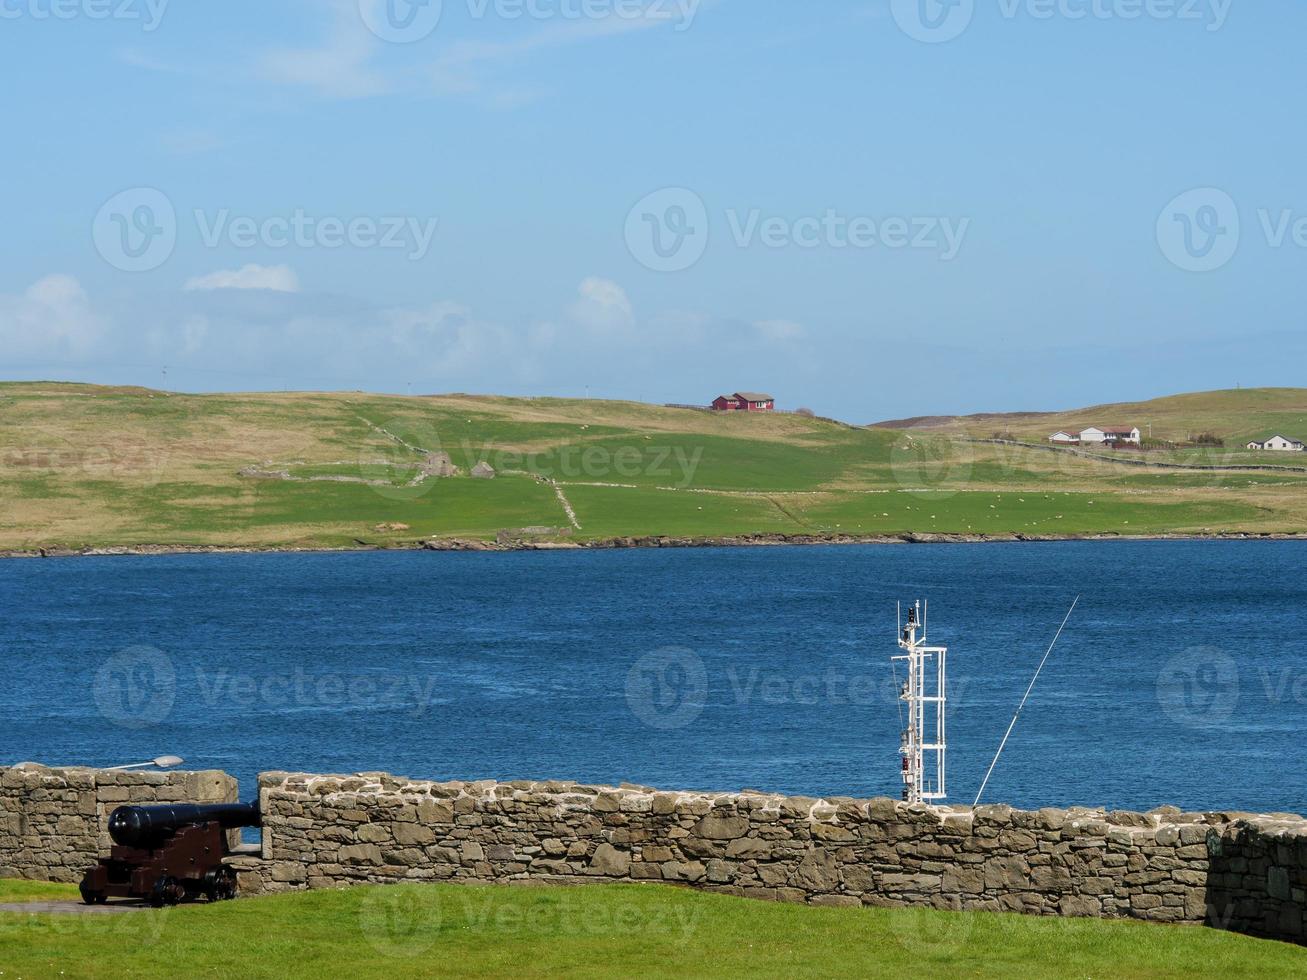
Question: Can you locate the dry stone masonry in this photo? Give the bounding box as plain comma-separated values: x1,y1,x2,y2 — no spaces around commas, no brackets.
0,764,236,882
2,765,1304,945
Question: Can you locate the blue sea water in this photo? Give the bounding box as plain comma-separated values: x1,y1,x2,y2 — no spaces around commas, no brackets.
1,542,1304,814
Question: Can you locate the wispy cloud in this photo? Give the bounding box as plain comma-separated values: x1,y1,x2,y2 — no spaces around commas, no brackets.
256,0,391,99
0,275,106,362
752,319,805,342
2,267,805,396
429,2,704,100
115,1,712,103
566,277,635,334
185,264,301,293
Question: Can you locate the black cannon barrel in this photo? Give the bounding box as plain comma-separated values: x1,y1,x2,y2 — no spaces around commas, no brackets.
108,802,261,848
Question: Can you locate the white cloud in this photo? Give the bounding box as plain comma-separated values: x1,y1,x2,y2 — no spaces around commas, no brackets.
567,277,635,333
247,0,709,102
184,265,301,293
379,300,514,375
0,275,106,362
430,6,697,98
752,319,805,341
2,268,810,404
256,0,390,99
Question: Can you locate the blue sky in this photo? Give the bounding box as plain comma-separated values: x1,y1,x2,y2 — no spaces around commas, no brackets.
0,0,1302,421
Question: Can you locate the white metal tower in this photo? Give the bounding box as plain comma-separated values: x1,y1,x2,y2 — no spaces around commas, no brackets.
893,600,948,805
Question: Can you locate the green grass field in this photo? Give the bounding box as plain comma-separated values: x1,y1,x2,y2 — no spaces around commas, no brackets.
876,386,1307,449
3,382,1307,552
1,881,1303,979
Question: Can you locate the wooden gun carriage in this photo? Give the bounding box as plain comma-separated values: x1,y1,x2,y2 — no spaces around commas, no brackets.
80,802,260,907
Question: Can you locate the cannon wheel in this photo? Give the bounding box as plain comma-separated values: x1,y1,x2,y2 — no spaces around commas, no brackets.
79,884,107,906
204,867,238,903
149,876,185,908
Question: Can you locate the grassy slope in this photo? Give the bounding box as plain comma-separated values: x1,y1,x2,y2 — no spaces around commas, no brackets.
876,387,1307,449
3,382,1307,551
1,881,1303,979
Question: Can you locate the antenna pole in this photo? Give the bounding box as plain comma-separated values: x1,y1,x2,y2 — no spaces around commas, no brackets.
893,599,948,805
973,596,1080,809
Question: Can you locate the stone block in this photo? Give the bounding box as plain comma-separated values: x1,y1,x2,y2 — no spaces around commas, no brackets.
695,814,749,841
339,844,383,865
588,843,630,876
725,837,772,860
393,824,435,846
661,860,706,882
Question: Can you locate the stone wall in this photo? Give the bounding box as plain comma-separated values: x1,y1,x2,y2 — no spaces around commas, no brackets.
1208,817,1307,942
0,763,237,883
244,772,1307,944
2,764,1304,945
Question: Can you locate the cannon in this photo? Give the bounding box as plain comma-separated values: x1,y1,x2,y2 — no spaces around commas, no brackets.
80,802,260,907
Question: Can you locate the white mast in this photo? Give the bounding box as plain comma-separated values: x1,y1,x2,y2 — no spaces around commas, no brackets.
893,600,948,805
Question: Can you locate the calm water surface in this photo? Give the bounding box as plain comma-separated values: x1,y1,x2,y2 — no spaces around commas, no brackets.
2,542,1304,814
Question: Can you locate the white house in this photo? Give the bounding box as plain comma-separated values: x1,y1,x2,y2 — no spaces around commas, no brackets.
1049,431,1080,444
1247,435,1305,452
1078,425,1141,446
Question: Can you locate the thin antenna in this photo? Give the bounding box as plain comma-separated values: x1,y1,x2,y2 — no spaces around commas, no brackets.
973,596,1080,809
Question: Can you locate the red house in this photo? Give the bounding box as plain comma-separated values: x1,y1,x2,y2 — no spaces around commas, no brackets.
712,392,775,412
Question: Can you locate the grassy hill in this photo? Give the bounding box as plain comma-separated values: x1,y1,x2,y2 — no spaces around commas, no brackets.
3,382,1307,553
875,387,1307,448
2,880,1304,979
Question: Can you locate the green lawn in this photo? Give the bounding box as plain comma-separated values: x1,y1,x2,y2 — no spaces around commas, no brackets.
564,485,807,538
0,881,1303,979
0,880,77,903
788,490,1269,536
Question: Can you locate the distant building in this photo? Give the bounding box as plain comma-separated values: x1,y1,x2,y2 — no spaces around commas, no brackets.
1247,435,1305,452
712,392,775,412
1078,426,1141,445
1049,431,1080,445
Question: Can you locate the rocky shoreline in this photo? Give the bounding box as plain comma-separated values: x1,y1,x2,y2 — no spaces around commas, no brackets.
2,530,1304,560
